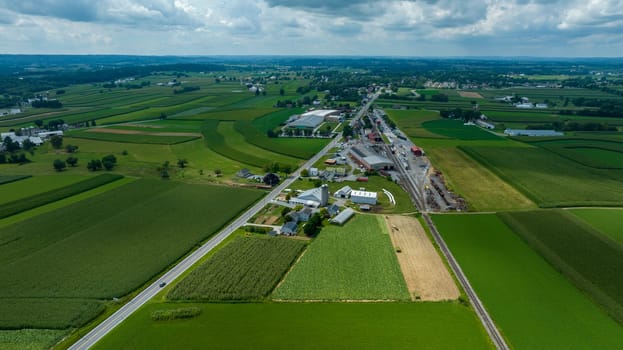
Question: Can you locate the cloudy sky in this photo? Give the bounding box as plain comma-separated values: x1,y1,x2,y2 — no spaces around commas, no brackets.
0,0,622,57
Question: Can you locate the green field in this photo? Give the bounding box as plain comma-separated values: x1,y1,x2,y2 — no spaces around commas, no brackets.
385,109,446,139
0,329,66,350
0,175,88,205
94,303,493,350
422,119,501,140
461,146,623,207
168,236,306,301
499,210,623,323
533,139,623,169
434,214,623,350
570,208,623,245
0,173,122,219
66,129,199,145
0,175,30,185
273,214,410,300
425,147,535,211
0,180,262,329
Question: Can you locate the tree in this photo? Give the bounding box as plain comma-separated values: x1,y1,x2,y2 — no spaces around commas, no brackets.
3,136,20,153
65,144,79,153
300,168,309,177
102,159,115,170
262,90,267,96
102,154,117,165
50,135,63,149
281,164,292,176
53,159,66,171
255,89,260,96
159,113,167,120
342,124,353,138
87,159,102,171
66,156,78,167
22,139,35,152
34,120,44,128
214,168,222,176
158,160,170,179
279,87,285,96
281,207,292,217
177,158,188,168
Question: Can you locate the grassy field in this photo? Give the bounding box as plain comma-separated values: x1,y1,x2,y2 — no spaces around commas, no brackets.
533,139,623,169
273,214,410,300
0,174,122,219
172,107,275,121
94,302,493,350
168,236,306,301
569,208,623,245
0,180,262,329
434,213,623,350
0,329,66,350
422,119,501,140
461,146,623,207
425,147,535,211
0,175,88,205
384,109,446,139
66,130,199,145
499,210,623,323
0,175,30,185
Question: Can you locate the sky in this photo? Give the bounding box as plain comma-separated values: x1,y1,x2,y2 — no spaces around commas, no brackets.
0,0,622,57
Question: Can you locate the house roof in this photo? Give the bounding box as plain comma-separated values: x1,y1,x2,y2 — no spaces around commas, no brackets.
331,207,355,224
282,221,298,231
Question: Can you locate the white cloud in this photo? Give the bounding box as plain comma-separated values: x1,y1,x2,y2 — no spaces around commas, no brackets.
0,0,621,56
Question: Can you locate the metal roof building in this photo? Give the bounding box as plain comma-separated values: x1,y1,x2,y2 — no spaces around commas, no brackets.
287,115,324,129
504,129,564,137
330,207,355,225
350,190,378,205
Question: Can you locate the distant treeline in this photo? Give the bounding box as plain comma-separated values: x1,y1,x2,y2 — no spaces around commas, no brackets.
173,86,200,94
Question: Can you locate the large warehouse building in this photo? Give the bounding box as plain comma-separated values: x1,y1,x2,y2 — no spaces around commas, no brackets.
350,190,377,205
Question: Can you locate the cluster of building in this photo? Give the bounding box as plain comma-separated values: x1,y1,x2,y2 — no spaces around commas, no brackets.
0,108,21,117
1,129,64,150
494,96,548,109
285,109,343,132
349,145,394,171
504,129,564,137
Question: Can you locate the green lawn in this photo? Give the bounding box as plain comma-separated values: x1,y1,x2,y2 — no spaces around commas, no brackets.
461,146,623,207
273,214,410,300
569,208,623,245
0,180,262,329
168,236,306,301
499,210,623,323
93,302,493,350
433,213,623,350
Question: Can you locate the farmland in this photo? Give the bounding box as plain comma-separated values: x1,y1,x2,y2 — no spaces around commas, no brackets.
461,146,623,207
0,180,262,329
570,208,623,245
0,329,66,350
434,214,623,350
0,173,123,219
93,303,493,350
422,119,501,140
0,175,30,185
499,210,623,323
425,147,535,211
531,138,623,169
273,214,410,300
168,236,306,301
0,175,88,205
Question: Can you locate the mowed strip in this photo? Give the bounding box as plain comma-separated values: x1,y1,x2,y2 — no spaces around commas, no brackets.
385,215,459,301
87,127,201,137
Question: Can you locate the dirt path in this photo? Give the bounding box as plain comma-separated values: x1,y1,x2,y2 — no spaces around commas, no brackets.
385,215,460,301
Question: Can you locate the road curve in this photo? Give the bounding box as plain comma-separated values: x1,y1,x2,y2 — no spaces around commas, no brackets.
69,96,377,350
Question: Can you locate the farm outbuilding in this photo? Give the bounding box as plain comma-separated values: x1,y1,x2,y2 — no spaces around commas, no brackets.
504,129,563,137
281,221,298,236
330,208,355,225
350,190,377,205
289,184,329,207
334,185,352,198
362,155,394,170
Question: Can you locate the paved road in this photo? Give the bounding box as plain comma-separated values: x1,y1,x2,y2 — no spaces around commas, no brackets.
70,95,378,350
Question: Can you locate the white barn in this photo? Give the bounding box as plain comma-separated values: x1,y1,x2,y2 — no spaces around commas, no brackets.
350,190,377,205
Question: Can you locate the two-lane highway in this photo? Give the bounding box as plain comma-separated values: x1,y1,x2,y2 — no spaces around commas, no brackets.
69,94,378,350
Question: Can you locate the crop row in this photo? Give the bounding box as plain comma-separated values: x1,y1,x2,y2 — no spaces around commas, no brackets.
0,180,262,328
0,175,31,186
0,173,123,219
168,236,306,301
200,119,270,167
499,210,623,323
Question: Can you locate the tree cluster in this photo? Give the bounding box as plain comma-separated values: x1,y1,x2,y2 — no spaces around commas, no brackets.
303,213,323,237
31,100,63,108
88,154,117,171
